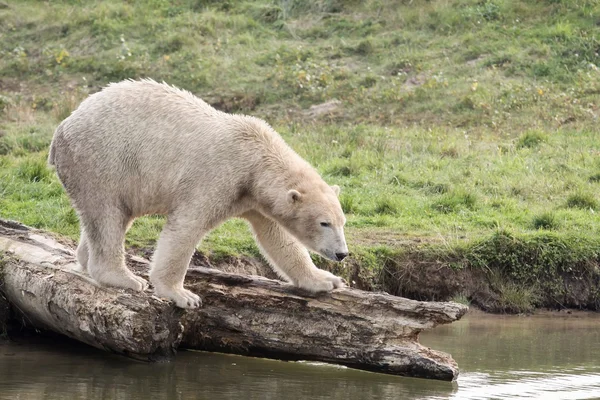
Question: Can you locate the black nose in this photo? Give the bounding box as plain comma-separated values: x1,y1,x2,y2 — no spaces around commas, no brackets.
336,252,348,261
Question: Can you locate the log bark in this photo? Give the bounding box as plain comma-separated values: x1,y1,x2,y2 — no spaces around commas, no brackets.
0,219,468,381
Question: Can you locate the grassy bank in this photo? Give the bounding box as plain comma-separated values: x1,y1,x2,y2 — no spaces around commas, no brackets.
1,0,599,313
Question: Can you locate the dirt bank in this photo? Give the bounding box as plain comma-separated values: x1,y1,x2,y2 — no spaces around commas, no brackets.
164,231,600,315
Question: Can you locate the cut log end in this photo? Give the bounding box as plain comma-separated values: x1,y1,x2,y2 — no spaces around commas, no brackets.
0,219,467,381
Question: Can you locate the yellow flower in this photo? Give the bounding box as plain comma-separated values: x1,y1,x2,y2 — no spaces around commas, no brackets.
55,48,69,65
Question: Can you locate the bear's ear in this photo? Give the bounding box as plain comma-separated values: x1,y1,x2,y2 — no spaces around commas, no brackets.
331,185,341,197
287,189,302,204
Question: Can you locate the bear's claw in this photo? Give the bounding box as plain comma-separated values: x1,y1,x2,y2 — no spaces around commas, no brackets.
132,275,149,291
93,271,148,292
296,268,346,293
154,286,202,309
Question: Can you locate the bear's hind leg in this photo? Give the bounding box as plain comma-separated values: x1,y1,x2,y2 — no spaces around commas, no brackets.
76,229,89,273
83,210,148,291
150,216,202,309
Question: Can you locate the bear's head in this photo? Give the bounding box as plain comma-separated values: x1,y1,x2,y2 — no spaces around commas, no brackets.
275,183,349,262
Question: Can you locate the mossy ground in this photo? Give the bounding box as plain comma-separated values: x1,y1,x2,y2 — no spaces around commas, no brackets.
1,0,599,313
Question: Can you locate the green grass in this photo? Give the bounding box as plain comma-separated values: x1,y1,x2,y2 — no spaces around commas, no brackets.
516,131,547,150
566,192,598,211
531,212,560,230
1,0,600,312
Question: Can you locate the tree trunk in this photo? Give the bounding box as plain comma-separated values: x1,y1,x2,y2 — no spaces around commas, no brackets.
0,219,468,381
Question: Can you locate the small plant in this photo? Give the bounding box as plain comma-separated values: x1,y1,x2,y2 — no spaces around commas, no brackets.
340,194,357,214
411,180,451,194
0,95,11,113
450,293,471,306
424,182,451,195
17,158,50,183
248,3,283,23
54,48,70,65
464,0,502,22
532,62,551,77
17,128,52,153
354,39,373,55
327,164,352,177
516,131,547,149
360,75,377,88
270,55,338,99
62,208,79,227
387,59,413,75
480,1,501,21
374,198,399,215
588,173,600,183
389,175,409,186
531,212,559,230
440,146,460,158
497,282,540,314
432,190,477,213
325,160,361,177
154,35,186,54
0,136,12,156
453,96,476,111
566,192,598,210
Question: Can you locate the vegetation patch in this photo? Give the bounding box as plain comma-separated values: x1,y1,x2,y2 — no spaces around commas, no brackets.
16,158,51,183
531,212,560,230
566,192,598,211
339,194,357,215
589,173,600,183
373,198,400,216
431,190,477,213
465,231,600,311
516,131,547,150
347,230,600,313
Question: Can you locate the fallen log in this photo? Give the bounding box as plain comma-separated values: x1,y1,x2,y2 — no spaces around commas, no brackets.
0,219,468,381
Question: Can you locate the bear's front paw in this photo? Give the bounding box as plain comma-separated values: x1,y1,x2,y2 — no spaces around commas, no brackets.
296,268,346,293
154,286,202,309
316,268,346,289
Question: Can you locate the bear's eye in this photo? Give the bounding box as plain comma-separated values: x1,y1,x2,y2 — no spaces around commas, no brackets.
320,222,331,228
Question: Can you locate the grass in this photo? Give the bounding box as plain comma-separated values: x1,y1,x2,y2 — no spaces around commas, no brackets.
566,192,598,211
516,131,547,150
531,212,560,230
1,0,599,312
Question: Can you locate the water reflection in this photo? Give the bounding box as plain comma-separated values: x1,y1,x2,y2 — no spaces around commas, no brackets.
1,312,599,400
0,337,455,400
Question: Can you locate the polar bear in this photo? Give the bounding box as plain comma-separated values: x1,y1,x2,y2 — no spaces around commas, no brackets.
48,79,348,309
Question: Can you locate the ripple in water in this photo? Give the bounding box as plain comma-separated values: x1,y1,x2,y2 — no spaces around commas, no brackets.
448,370,600,400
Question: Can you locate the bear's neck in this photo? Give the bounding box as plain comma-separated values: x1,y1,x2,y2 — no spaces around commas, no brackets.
251,150,319,220
235,115,322,219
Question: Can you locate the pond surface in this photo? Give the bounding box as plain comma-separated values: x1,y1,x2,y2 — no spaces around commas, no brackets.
1,312,599,399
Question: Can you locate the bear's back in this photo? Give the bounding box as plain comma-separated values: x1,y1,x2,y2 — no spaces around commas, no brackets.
51,80,302,206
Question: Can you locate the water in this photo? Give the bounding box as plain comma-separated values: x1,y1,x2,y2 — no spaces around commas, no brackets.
422,312,600,399
0,312,599,399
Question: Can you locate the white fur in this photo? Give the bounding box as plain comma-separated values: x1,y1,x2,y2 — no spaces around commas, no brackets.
49,79,348,309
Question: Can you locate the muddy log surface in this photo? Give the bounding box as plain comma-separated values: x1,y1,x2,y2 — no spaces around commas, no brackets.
0,219,468,381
